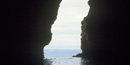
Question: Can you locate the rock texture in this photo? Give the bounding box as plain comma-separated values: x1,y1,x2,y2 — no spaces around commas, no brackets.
81,17,89,56
1,0,62,65
81,0,130,64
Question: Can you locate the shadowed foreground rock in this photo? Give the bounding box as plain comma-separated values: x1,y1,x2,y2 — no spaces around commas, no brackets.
81,0,130,64
1,0,61,65
1,0,129,65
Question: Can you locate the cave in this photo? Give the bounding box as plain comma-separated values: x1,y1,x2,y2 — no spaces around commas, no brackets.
1,0,129,65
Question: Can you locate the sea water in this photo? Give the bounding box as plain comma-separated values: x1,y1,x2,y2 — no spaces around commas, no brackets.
44,49,89,65
44,49,82,57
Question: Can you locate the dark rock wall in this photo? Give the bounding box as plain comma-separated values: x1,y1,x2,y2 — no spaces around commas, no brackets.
81,17,89,56
1,0,62,65
81,0,130,64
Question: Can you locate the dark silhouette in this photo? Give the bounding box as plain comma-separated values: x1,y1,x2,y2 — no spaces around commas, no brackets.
81,0,130,65
1,0,129,65
1,0,62,65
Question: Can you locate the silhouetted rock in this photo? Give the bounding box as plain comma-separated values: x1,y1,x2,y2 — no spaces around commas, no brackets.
1,0,62,65
1,0,129,65
81,17,89,57
72,53,82,57
81,0,130,64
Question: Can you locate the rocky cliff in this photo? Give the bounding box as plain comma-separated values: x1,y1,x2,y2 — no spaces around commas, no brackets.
1,0,62,65
81,17,89,56
1,0,129,65
81,0,130,64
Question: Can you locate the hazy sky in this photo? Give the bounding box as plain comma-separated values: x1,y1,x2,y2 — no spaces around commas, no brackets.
45,0,89,49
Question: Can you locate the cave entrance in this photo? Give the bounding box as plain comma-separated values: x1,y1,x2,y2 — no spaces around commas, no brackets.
44,0,89,57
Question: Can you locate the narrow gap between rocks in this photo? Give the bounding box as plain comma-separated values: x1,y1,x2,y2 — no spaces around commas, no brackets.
44,0,89,57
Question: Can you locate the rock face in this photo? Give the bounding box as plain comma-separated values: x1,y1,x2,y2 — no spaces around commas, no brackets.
81,17,89,56
1,0,62,65
81,0,130,64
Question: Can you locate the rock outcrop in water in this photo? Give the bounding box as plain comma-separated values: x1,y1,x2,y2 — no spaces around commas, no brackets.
81,0,130,64
1,0,61,65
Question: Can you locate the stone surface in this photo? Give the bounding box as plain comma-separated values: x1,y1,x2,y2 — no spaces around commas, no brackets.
81,0,130,64
1,0,62,65
81,17,89,56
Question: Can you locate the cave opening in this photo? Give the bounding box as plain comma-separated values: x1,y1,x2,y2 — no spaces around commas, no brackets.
44,0,89,57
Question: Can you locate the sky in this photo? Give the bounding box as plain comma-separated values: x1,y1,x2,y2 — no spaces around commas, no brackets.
44,0,89,49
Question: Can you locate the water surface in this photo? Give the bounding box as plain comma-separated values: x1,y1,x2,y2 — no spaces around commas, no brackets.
44,49,89,65
44,57,89,65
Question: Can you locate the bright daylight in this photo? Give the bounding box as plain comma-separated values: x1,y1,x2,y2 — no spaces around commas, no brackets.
44,0,89,57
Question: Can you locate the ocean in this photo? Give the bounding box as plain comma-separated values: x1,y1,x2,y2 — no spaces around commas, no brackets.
43,49,89,65
44,49,82,57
